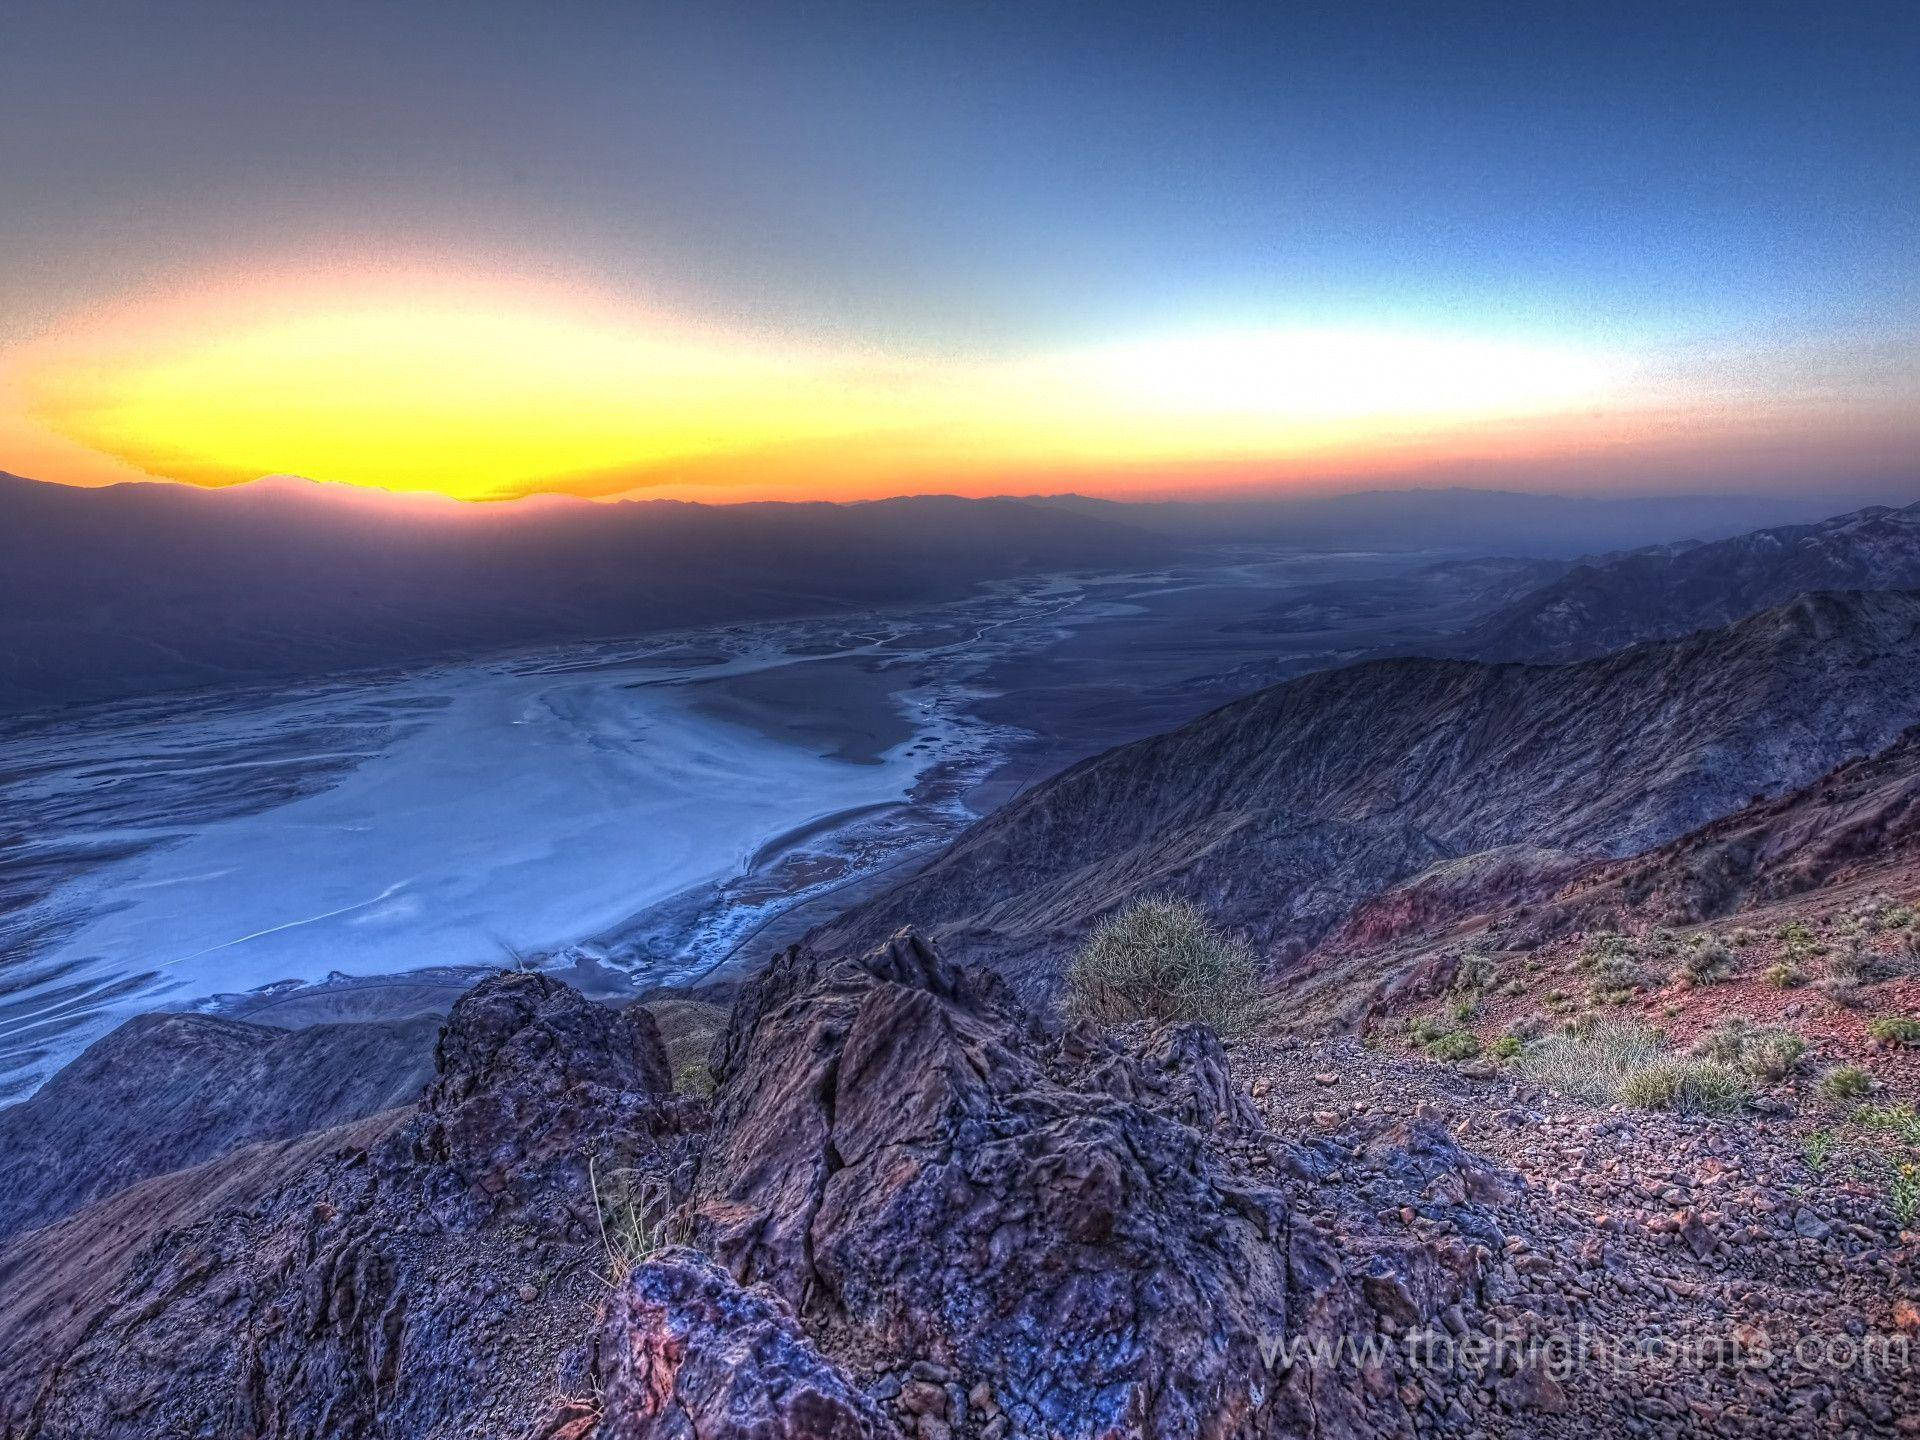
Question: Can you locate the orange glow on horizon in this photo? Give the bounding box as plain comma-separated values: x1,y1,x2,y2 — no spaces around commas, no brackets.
4,260,1910,506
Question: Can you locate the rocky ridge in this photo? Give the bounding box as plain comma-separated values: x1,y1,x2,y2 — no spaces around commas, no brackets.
813,590,1920,995
2,929,1915,1437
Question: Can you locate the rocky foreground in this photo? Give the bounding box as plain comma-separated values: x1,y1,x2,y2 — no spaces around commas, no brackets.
1,929,1915,1438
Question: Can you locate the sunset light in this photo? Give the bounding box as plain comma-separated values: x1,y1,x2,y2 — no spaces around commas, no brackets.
9,266,1649,502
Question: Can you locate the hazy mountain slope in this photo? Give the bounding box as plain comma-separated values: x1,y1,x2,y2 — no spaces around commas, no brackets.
0,473,1171,712
811,590,1920,991
1435,500,1920,662
0,1009,441,1247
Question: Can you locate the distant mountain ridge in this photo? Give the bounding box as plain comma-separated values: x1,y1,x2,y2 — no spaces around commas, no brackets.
0,472,1170,713
1431,500,1920,662
0,471,1866,712
811,589,1920,992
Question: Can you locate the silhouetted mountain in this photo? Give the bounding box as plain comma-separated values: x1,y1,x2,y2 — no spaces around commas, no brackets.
0,473,1171,712
812,590,1920,992
1030,487,1872,554
1432,501,1920,662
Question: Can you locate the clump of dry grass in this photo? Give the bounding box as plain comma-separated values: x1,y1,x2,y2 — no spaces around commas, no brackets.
589,1159,688,1282
1066,896,1266,1036
1690,1018,1805,1079
1515,1019,1667,1106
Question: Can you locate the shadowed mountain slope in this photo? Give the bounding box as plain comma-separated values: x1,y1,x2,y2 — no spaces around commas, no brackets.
811,590,1920,992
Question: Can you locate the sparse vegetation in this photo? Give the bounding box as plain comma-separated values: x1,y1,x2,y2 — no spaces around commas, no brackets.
1829,938,1887,985
1515,1019,1666,1106
1490,1034,1524,1060
1818,1065,1873,1102
1764,960,1805,989
1065,897,1265,1035
589,1160,686,1282
1803,1128,1837,1172
674,1061,716,1096
1867,1015,1920,1048
1617,1059,1751,1115
1675,935,1734,987
1408,1011,1481,1062
1691,1019,1805,1080
1856,1102,1920,1146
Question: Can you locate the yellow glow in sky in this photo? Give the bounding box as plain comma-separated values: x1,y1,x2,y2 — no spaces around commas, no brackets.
10,267,1638,502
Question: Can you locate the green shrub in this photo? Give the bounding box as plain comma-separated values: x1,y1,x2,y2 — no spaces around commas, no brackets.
1818,1065,1873,1102
1066,897,1265,1036
1830,939,1888,984
1764,961,1804,989
1491,1034,1524,1060
1803,1128,1837,1171
1427,1030,1482,1062
1868,1015,1920,1048
1618,1060,1751,1115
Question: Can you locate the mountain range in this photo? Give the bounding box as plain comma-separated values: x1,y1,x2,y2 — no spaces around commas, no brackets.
1426,500,1920,663
815,585,1920,991
0,471,1863,713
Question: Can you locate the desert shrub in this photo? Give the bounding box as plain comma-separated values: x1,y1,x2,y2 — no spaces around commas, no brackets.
1732,928,1758,948
1803,1128,1837,1171
1427,1030,1482,1062
1508,1012,1550,1042
1830,939,1888,984
1066,897,1265,1036
1764,961,1805,989
1452,952,1496,993
1868,1015,1920,1048
1692,1019,1805,1080
1516,1019,1668,1106
1676,936,1734,987
1818,1065,1873,1102
1491,1034,1524,1060
1821,977,1870,1010
1587,952,1650,1004
1880,904,1914,931
1618,1060,1751,1115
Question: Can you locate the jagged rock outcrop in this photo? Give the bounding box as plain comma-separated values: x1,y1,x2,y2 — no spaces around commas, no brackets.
536,1249,901,1440
0,1008,442,1246
813,590,1920,994
685,929,1480,1440
0,972,701,1440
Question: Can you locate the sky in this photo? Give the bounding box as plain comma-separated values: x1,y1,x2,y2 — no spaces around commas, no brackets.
0,0,1915,504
